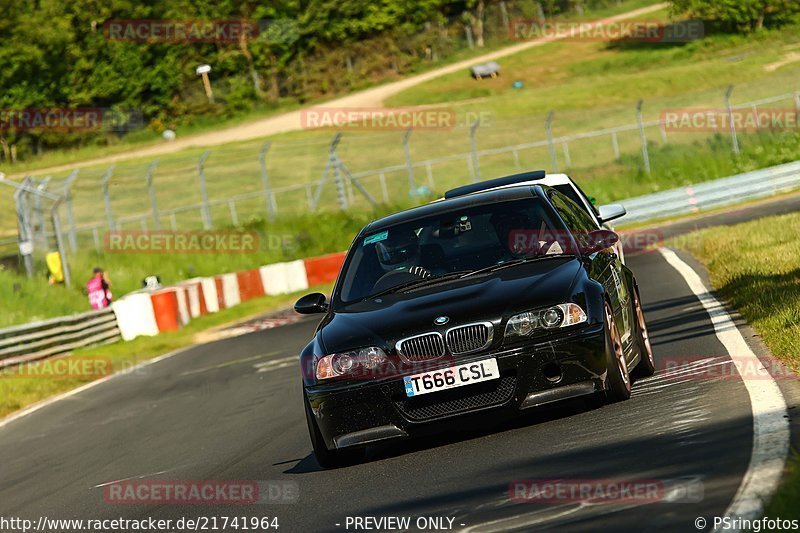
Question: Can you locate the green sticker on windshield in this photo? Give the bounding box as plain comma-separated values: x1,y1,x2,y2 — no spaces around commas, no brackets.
364,230,389,245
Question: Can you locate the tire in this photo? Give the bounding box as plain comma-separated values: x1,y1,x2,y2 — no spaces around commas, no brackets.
304,392,364,469
604,301,632,402
632,286,656,378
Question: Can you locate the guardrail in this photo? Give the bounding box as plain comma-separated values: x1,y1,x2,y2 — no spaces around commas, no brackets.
617,160,800,225
0,307,120,368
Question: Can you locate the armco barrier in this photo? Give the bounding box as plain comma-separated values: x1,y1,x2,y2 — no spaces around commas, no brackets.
617,160,800,225
0,307,120,367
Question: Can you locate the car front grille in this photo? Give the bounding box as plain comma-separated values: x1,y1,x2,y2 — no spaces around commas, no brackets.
396,332,445,363
446,322,493,354
394,374,516,421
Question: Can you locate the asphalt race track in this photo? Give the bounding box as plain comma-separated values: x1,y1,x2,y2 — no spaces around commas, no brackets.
2,214,800,532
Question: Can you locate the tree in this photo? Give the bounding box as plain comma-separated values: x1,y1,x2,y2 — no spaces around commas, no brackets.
670,0,800,32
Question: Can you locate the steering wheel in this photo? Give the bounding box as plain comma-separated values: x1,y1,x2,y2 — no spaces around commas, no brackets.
372,266,431,293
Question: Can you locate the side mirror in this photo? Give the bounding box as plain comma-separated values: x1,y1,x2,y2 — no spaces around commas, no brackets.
597,203,626,223
294,293,329,314
582,229,619,255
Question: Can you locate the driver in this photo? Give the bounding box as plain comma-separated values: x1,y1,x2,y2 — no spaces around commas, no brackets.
375,228,431,279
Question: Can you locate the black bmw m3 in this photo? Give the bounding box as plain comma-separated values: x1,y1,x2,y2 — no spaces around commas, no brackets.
295,171,655,468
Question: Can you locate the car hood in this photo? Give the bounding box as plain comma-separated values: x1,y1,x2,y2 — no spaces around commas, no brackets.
320,257,583,354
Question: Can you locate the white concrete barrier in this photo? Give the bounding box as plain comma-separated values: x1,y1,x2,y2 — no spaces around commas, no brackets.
259,261,309,295
285,260,310,293
200,277,220,313
219,273,241,308
181,280,203,318
112,292,159,341
175,287,190,326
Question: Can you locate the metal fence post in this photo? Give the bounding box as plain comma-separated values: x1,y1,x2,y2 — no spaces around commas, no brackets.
545,111,558,172
636,100,651,175
259,142,277,221
403,128,416,195
50,198,71,287
469,120,481,182
33,177,52,249
611,131,620,160
12,179,34,278
311,133,341,211
63,170,79,252
198,151,212,229
101,165,116,230
725,85,740,155
145,160,160,229
228,200,239,226
333,164,348,210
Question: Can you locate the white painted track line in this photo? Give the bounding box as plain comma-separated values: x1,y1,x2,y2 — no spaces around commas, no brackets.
659,248,789,527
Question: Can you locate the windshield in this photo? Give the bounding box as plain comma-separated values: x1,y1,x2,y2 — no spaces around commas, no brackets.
336,197,573,303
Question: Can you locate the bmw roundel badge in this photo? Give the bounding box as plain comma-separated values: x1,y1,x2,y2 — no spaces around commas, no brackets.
434,316,449,326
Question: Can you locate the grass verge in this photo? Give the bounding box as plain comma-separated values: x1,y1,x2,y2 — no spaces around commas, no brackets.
670,211,800,518
0,283,331,419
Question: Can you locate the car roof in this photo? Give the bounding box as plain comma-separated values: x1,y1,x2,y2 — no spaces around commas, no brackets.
364,184,542,234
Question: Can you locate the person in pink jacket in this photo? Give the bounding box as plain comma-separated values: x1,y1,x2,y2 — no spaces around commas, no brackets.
87,267,112,309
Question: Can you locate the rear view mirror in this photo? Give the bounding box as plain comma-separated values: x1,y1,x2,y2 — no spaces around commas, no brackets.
582,229,619,255
597,203,626,223
294,293,329,314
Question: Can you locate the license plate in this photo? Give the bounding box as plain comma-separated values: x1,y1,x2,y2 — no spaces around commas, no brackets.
403,358,499,397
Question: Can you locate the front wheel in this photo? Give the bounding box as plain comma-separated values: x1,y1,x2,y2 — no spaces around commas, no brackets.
604,302,631,402
304,392,364,469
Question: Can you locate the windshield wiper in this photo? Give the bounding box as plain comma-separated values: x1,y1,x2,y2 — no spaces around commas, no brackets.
364,271,470,300
460,255,569,278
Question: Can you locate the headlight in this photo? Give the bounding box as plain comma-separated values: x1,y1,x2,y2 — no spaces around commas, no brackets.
315,346,393,380
505,303,587,337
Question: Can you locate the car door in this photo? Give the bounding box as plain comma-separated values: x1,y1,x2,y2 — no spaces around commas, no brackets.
548,190,635,355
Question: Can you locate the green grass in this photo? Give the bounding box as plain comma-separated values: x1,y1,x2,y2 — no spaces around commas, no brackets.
673,212,800,371
671,212,800,518
0,282,332,419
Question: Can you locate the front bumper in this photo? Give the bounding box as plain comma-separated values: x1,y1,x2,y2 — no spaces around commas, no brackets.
305,323,607,449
